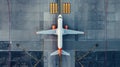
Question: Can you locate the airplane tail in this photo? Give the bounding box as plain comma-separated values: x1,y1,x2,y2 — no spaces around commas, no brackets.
50,50,70,56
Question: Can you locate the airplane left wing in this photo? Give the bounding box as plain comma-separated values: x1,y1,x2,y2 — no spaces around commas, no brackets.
63,29,84,35
36,29,57,35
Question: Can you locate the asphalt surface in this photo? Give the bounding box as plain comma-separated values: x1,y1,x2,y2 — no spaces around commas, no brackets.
0,0,120,67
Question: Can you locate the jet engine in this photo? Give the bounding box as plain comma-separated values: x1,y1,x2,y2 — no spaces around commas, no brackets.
52,24,56,30
64,25,68,29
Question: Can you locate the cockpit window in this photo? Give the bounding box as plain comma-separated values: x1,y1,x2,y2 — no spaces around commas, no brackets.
59,16,62,18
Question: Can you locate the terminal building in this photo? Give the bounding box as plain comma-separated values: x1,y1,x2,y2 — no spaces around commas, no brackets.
0,0,120,67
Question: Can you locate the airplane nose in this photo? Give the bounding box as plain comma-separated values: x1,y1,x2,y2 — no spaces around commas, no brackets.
58,14,62,18
59,14,62,17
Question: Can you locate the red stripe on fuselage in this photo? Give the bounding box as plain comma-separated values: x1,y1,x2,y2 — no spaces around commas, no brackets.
58,48,62,56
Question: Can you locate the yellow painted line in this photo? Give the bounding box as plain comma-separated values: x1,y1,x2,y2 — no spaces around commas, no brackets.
55,3,58,13
54,3,56,13
52,3,53,14
65,3,67,13
52,3,55,14
68,3,70,13
67,3,69,13
64,3,66,13
67,3,68,13
50,3,53,14
56,3,58,13
62,3,65,13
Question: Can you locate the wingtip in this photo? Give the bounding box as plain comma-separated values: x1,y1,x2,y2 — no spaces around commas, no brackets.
36,32,38,34
36,31,41,34
79,32,84,34
83,32,85,35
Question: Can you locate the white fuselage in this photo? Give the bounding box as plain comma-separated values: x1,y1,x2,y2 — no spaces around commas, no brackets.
57,15,63,49
37,14,84,56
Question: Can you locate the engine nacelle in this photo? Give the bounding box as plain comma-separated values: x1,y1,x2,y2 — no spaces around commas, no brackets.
64,25,68,29
52,24,56,30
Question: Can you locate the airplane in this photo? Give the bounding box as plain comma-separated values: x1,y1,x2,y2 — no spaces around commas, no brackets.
36,14,84,56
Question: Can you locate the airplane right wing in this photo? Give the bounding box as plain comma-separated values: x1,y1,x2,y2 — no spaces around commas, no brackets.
36,29,57,35
63,29,84,35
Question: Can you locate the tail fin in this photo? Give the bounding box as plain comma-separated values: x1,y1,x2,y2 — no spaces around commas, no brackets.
50,50,70,56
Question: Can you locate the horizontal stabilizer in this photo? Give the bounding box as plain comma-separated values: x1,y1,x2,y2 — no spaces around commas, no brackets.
50,50,70,56
62,50,70,56
36,29,56,35
50,50,58,56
